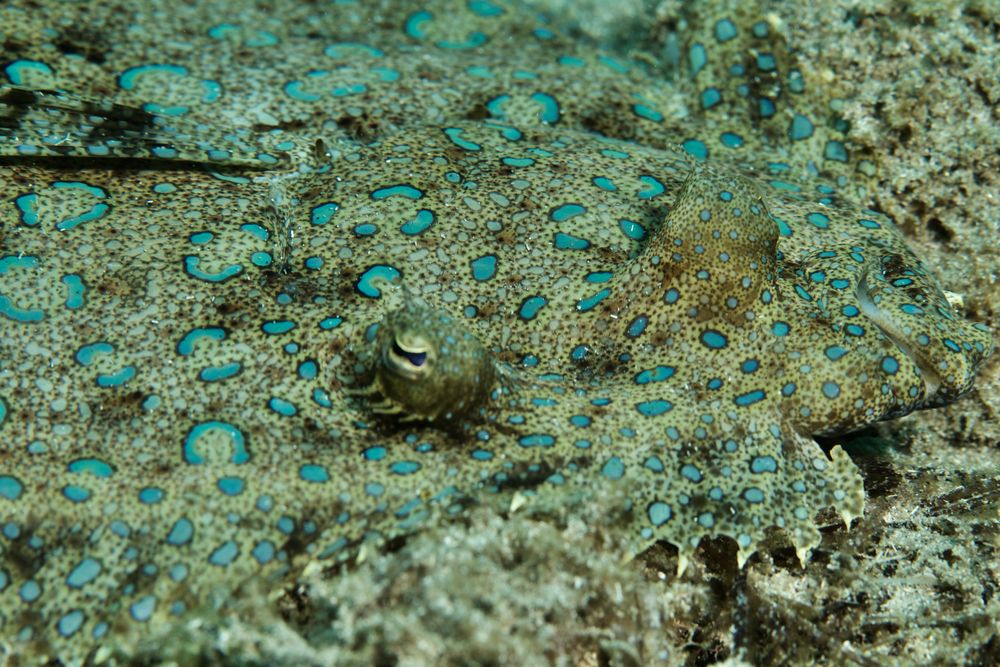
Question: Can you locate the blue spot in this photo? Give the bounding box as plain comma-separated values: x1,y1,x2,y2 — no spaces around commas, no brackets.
680,464,703,483
183,421,249,465
404,10,432,39
618,219,647,240
268,397,297,416
881,356,900,374
846,324,865,337
550,203,586,221
756,53,777,71
758,97,776,117
209,540,239,567
444,127,481,151
698,512,715,528
68,458,113,478
217,476,245,496
96,365,136,388
66,558,102,588
741,359,759,374
470,255,497,281
744,488,765,503
825,345,848,361
664,288,680,304
252,540,276,564
626,315,648,338
531,92,560,123
357,265,401,298
57,610,85,637
553,231,591,250
519,434,555,448
261,320,295,335
822,382,841,399
576,288,610,312
399,209,435,235
636,400,672,416
471,449,494,461
62,485,91,502
601,457,625,480
297,360,318,380
734,390,766,407
0,475,23,500
300,464,330,483
585,271,613,283
183,255,242,282
138,487,164,504
166,518,194,546
372,184,423,200
518,295,547,320
714,18,738,42
635,366,676,384
118,63,187,90
750,456,778,474
648,502,672,526
365,482,385,497
700,329,728,349
130,595,157,622
501,156,534,167
782,382,797,396
637,175,665,200
391,461,422,475
593,176,617,191
720,132,744,148
701,87,721,109
633,103,663,122
363,446,386,461
806,212,830,229
5,59,53,85
682,139,708,160
790,114,814,140
825,140,848,162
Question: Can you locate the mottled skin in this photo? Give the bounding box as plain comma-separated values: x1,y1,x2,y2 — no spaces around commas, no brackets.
0,0,993,663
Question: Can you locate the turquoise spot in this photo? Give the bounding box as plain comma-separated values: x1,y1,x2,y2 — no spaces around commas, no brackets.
357,264,401,298
96,366,135,387
400,209,435,235
553,232,590,250
648,502,672,526
636,400,672,416
437,31,487,49
390,461,421,475
167,518,194,545
66,558,101,588
183,421,249,465
217,476,245,496
63,485,90,503
138,487,164,504
372,183,424,200
252,540,276,564
744,488,765,503
200,363,241,382
689,43,707,76
698,512,715,528
364,446,386,461
680,464,703,483
130,595,157,622
633,103,663,122
701,87,721,109
519,296,547,320
734,390,765,407
300,464,330,483
261,320,295,335
634,366,676,384
825,345,848,361
825,140,848,162
720,132,744,148
550,203,586,221
177,327,225,355
311,202,339,225
619,219,647,240
576,288,610,312
68,458,113,478
637,175,665,200
806,212,830,229
5,59,53,85
585,271,613,283
682,138,708,160
789,114,814,141
519,434,555,448
751,456,778,474
471,255,497,281
601,457,625,480
444,127,481,151
881,356,900,374
404,10,432,39
14,193,38,226
700,329,728,349
593,176,617,191
57,610,85,637
297,360,318,380
822,382,841,399
319,317,343,330
268,397,297,416
183,256,242,282
209,540,239,566
118,63,187,90
501,156,534,167
365,482,385,497
626,315,648,338
283,80,321,101
19,580,41,602
714,18,737,42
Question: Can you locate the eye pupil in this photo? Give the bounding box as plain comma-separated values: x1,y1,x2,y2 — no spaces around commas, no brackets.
392,341,427,367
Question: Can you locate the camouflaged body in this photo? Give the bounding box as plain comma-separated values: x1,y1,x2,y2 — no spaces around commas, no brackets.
0,0,993,662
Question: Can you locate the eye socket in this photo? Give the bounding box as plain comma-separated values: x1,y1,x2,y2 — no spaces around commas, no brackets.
391,340,428,368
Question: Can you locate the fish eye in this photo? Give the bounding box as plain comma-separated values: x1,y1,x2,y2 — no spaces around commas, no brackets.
390,339,428,368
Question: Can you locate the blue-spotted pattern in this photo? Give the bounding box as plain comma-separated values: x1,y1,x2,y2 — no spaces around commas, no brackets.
0,0,993,662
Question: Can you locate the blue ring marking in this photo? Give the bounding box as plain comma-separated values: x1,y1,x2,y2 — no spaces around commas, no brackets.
200,363,241,382
825,345,847,361
268,397,297,416
300,464,330,483
601,457,625,480
217,476,245,496
5,59,53,85
15,194,39,226
310,202,341,225
183,256,242,282
284,80,321,101
519,434,555,448
715,18,738,41
400,209,435,235
682,138,708,160
57,610,85,637
183,421,249,465
251,251,273,267
636,400,672,416
782,382,797,397
822,381,841,399
118,63,188,90
634,366,676,384
0,255,45,321
261,320,295,335
638,175,665,200
166,518,194,545
138,487,164,504
297,360,318,380
648,502,672,526
750,456,778,474
680,464,703,483
130,595,157,622
75,341,113,366
371,184,424,200
756,53,777,71
632,103,663,122
437,31,487,49
553,232,590,250
54,202,111,232
700,329,728,349
390,461,421,475
68,458,114,478
789,114,815,140
486,94,510,118
252,540,276,564
177,327,226,356
96,365,136,388
66,558,102,588
444,127,481,151
701,87,721,109
470,255,497,281
357,264,401,298
576,288,610,312
518,295,547,320
530,92,560,123
549,203,586,221
209,540,239,567
744,488,765,503
881,356,900,374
